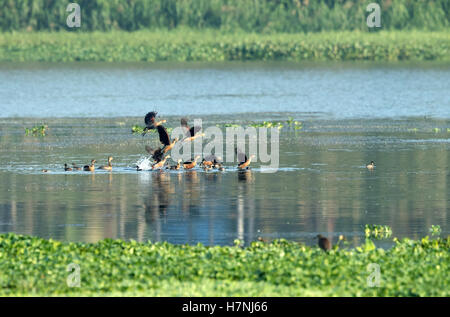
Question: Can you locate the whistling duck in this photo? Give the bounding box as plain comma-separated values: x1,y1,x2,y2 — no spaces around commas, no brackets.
201,158,214,168
152,155,170,170
181,118,205,142
145,145,164,163
316,234,331,252
156,125,178,154
183,155,201,170
204,154,223,169
72,163,81,171
98,156,113,171
83,160,96,172
235,148,255,170
64,163,73,171
142,111,167,136
168,159,182,170
366,161,375,170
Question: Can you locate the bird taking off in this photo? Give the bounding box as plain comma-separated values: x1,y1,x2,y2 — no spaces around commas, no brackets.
142,111,166,136
181,118,204,142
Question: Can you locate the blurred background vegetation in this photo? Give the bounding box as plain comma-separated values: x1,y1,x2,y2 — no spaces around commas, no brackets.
0,0,448,33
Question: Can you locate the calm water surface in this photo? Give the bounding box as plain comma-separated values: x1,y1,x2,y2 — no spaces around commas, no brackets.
0,62,449,247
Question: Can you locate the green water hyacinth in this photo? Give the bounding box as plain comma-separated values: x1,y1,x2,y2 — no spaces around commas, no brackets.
429,225,442,236
25,125,48,136
131,125,147,134
365,224,392,239
0,233,448,296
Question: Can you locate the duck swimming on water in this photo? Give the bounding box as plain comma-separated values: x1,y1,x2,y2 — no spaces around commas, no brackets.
64,163,73,172
208,155,224,170
168,159,182,170
366,161,375,170
235,147,255,170
98,156,113,171
183,155,201,170
83,160,96,172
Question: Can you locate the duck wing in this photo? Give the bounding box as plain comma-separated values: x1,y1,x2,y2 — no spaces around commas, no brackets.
157,125,171,146
190,126,202,137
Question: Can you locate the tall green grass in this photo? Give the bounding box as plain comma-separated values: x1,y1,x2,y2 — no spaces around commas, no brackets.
0,30,448,62
0,0,448,32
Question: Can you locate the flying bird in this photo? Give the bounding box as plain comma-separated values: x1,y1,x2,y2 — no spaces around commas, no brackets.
156,125,178,154
181,118,204,142
142,111,166,136
145,145,165,163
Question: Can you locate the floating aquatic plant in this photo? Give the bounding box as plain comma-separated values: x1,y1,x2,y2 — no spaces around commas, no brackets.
133,125,173,135
131,125,147,134
0,233,448,296
429,225,441,236
286,117,302,130
25,125,48,136
249,121,284,129
365,224,392,239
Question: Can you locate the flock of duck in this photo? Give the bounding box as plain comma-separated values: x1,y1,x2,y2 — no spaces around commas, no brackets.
56,111,256,173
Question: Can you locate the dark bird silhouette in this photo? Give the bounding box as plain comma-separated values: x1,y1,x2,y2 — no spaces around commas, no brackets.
316,234,331,252
156,125,178,154
145,145,164,163
235,147,255,170
64,163,73,171
142,111,166,136
181,118,204,142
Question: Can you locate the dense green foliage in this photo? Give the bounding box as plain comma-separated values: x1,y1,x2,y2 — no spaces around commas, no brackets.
0,233,448,296
0,30,448,62
0,0,448,32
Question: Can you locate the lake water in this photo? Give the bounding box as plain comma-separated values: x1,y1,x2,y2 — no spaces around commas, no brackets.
0,62,449,248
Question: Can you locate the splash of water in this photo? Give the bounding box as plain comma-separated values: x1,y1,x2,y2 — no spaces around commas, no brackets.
136,156,152,171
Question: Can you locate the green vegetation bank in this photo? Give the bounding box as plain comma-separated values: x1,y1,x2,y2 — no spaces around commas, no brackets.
1,30,448,62
0,233,448,296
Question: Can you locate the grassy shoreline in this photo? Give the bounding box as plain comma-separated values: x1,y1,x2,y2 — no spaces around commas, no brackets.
0,30,448,62
0,233,448,296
